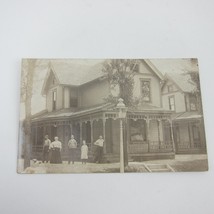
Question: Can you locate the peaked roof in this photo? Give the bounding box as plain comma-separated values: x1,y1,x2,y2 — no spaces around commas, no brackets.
164,72,196,93
41,60,104,95
143,59,164,80
50,60,104,86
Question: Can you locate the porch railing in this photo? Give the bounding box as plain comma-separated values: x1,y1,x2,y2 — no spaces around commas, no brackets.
177,141,206,150
128,141,174,154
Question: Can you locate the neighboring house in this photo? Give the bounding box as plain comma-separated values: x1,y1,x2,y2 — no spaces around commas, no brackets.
161,72,206,154
31,60,176,162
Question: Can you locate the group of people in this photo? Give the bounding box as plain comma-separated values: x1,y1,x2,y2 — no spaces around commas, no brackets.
43,135,62,164
42,135,104,164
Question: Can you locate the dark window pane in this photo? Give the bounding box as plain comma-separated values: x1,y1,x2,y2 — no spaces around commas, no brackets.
70,97,78,108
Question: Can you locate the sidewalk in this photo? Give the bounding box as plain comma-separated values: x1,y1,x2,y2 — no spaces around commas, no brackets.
18,154,208,174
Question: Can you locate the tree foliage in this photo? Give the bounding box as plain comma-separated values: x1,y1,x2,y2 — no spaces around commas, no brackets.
184,59,202,113
102,59,139,106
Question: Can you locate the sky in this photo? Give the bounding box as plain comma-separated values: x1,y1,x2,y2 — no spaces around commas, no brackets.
19,58,198,120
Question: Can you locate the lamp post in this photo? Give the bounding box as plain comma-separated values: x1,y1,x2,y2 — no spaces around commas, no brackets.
116,98,128,173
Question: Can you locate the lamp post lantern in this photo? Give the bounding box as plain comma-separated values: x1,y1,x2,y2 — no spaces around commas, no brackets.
116,98,128,173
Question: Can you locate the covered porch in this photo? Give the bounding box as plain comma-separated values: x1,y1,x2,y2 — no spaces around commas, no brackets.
30,104,175,162
172,112,207,154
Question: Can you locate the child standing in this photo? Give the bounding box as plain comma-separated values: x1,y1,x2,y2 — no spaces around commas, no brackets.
81,140,88,164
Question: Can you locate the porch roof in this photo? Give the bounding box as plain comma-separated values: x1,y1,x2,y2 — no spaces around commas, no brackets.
32,102,172,123
128,103,172,114
32,103,114,121
172,111,203,121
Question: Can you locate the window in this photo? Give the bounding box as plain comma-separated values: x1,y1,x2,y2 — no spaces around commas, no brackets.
70,97,78,108
52,90,57,111
174,126,180,143
52,78,56,85
169,96,175,111
130,120,147,144
167,85,173,92
70,89,78,108
141,80,151,102
189,95,197,111
192,125,200,140
192,125,200,147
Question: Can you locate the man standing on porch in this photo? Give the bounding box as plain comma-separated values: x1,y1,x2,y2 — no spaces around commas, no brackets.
94,136,104,163
68,135,77,164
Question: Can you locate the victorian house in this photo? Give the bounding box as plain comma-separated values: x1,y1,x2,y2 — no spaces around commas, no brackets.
161,72,206,154
31,59,177,162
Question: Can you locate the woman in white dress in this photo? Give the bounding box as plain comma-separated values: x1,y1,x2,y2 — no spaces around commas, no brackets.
81,140,88,164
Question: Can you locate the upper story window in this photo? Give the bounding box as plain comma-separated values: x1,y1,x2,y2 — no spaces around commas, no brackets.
189,95,197,111
52,90,57,111
70,97,78,108
167,85,173,92
141,80,151,102
70,89,78,108
169,96,175,111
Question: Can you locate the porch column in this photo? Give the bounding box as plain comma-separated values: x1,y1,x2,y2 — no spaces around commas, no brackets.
126,119,130,153
90,120,94,150
188,122,192,148
35,125,38,146
157,119,161,149
169,120,176,153
70,123,73,137
189,122,195,149
199,120,206,149
146,118,150,152
103,118,106,154
80,121,83,144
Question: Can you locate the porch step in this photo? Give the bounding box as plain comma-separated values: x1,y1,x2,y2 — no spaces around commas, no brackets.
103,154,133,163
143,164,175,172
131,153,175,161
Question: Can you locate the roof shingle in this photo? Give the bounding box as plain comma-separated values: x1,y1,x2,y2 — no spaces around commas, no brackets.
166,72,196,93
51,60,104,86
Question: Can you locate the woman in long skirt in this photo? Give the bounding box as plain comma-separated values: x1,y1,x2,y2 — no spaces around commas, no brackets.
49,137,62,164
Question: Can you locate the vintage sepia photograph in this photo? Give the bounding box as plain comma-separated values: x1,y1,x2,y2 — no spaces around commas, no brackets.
17,59,208,173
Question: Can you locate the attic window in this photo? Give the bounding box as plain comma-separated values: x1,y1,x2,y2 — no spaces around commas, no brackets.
52,78,56,85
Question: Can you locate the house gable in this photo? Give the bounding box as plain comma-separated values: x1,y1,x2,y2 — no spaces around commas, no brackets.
132,60,164,107
162,78,180,95
141,59,164,80
41,66,60,96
